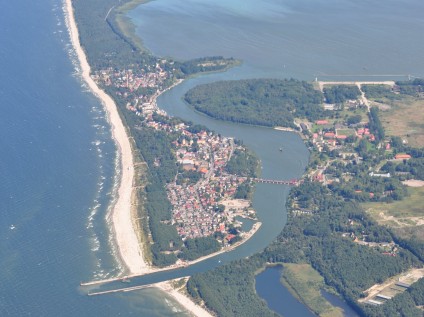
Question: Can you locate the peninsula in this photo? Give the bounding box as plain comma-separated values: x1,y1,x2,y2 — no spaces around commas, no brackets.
65,0,259,315
65,0,148,275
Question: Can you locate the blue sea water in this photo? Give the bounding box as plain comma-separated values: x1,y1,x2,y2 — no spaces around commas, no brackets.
0,0,187,315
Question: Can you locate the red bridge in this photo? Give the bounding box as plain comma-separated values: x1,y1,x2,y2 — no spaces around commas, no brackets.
252,178,300,186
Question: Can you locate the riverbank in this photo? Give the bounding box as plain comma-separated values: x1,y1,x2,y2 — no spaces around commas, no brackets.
64,0,149,275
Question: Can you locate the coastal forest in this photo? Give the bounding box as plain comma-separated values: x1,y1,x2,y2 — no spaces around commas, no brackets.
184,78,324,128
187,181,423,317
323,84,361,104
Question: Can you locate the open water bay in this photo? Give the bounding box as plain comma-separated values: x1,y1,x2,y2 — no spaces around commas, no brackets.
130,0,424,81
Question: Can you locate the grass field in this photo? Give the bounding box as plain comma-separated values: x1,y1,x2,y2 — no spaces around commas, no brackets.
281,263,344,317
336,128,356,136
373,96,424,147
362,186,424,241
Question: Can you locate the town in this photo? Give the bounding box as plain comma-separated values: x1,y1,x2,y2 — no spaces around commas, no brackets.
93,65,258,245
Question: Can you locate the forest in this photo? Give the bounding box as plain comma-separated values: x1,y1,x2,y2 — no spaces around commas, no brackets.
395,79,424,96
323,85,361,104
184,78,324,128
361,84,401,101
178,236,221,261
368,107,385,142
187,181,423,317
382,158,424,180
225,148,259,178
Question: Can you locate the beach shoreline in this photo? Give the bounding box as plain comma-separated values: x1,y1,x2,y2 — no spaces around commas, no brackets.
64,0,149,275
64,1,215,315
65,1,256,315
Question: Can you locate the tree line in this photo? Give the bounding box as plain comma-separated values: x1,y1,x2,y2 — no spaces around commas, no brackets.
187,181,423,316
184,78,325,128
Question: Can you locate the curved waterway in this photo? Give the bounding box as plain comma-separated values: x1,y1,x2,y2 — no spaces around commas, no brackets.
4,0,423,316
94,75,309,289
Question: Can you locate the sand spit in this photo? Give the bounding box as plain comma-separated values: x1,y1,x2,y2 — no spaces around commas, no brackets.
64,0,148,275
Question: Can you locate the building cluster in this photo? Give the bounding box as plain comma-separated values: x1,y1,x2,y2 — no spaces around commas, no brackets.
92,61,171,108
94,64,255,241
168,175,246,240
311,120,376,152
164,126,251,240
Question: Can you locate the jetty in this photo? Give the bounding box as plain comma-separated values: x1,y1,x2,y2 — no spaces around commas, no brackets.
88,284,155,296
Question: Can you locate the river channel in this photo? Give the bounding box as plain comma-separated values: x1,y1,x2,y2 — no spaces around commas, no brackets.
92,71,309,291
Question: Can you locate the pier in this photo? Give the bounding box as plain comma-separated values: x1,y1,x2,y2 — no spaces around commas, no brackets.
88,284,155,296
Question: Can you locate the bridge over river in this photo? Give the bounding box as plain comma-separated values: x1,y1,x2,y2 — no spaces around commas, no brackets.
252,178,300,186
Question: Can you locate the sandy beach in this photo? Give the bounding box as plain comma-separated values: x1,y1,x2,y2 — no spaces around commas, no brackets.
156,281,214,317
64,1,216,315
64,0,148,275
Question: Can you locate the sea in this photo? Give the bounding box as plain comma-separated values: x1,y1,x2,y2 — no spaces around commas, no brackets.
1,0,423,316
0,0,188,316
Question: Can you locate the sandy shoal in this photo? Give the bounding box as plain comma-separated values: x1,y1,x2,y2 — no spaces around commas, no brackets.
64,0,148,275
